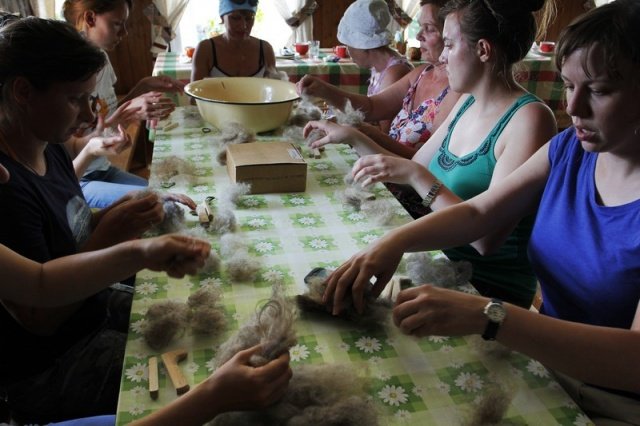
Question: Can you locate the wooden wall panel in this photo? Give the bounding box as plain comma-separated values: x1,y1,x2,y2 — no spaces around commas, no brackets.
313,0,353,49
108,0,154,95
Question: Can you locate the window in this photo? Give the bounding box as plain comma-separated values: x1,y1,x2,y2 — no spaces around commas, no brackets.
172,0,292,54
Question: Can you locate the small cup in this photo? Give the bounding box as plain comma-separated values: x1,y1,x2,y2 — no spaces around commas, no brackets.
538,41,555,53
184,46,195,58
334,45,347,59
309,40,320,58
294,42,309,56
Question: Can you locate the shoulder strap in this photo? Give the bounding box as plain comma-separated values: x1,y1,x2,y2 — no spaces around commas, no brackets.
210,38,217,67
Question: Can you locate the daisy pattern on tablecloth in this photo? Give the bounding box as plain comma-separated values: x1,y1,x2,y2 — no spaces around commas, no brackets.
194,168,210,176
125,363,147,383
321,176,341,186
427,335,449,343
242,197,262,208
360,233,378,244
346,211,366,222
130,319,146,334
192,185,209,193
254,241,275,253
573,413,593,426
412,385,425,396
205,358,216,372
200,277,223,288
394,409,411,421
308,238,329,249
247,217,268,228
297,215,318,226
436,380,451,393
136,281,158,296
454,371,483,393
312,162,331,171
290,344,310,362
288,196,307,205
376,370,391,381
262,269,285,283
130,386,146,397
185,361,200,374
378,384,409,406
355,336,382,354
314,344,327,354
128,404,145,416
526,359,550,378
338,342,351,351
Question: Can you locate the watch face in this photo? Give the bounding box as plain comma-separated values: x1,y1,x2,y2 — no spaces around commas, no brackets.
486,303,506,322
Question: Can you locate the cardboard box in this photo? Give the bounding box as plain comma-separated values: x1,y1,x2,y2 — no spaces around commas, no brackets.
226,142,307,194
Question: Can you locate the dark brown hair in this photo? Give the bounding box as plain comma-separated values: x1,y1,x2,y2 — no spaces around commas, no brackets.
440,0,550,71
555,0,640,82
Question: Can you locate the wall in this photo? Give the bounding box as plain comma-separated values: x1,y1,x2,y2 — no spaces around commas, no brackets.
108,0,154,95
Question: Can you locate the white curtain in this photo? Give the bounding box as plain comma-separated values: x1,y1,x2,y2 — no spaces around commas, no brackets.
150,0,189,53
29,0,56,18
388,0,421,35
273,0,315,45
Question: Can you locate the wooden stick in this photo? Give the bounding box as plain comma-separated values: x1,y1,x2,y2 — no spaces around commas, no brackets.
148,356,159,400
161,349,190,395
196,202,211,227
311,148,322,159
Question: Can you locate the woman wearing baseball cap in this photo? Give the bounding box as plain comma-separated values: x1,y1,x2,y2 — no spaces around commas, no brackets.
192,0,276,81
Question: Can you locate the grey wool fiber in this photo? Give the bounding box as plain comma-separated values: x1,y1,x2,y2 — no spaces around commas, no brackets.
210,285,379,426
406,252,473,289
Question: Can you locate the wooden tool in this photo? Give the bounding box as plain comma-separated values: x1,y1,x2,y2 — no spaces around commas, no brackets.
161,349,190,395
148,356,159,400
196,201,211,227
311,148,322,159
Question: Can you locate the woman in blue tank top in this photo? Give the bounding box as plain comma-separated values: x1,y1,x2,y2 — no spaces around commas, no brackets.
322,1,640,423
304,0,557,307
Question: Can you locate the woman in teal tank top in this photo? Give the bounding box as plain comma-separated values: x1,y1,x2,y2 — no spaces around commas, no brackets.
303,0,557,308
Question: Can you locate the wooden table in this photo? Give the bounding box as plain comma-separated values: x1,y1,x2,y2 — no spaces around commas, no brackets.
153,51,569,129
115,106,588,425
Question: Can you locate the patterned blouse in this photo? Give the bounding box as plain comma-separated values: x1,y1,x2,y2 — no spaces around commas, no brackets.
388,65,450,149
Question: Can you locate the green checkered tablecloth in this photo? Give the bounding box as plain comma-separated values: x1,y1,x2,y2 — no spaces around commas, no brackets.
153,51,569,129
115,107,590,425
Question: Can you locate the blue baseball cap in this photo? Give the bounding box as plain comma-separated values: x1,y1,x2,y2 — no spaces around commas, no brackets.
219,0,258,17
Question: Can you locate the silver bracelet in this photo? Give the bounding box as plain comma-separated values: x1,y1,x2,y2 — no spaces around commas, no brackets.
421,180,442,208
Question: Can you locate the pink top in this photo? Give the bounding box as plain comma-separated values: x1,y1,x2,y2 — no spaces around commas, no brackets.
367,55,413,96
388,65,450,148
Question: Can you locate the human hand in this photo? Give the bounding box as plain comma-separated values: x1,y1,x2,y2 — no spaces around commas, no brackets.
91,191,164,247
206,345,292,413
351,154,424,187
303,120,360,149
138,75,186,93
104,100,143,128
393,285,486,337
136,234,211,278
129,92,175,121
161,193,197,211
323,235,405,315
84,123,132,158
296,74,331,98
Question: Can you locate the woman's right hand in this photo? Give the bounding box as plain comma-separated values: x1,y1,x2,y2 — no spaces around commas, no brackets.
303,120,361,149
351,153,426,187
207,345,292,412
136,234,211,278
296,74,331,98
323,233,405,315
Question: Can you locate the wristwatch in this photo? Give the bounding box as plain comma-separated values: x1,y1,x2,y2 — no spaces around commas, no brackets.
482,298,506,341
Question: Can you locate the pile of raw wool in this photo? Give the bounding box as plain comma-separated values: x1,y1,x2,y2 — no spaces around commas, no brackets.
213,122,255,165
209,284,379,426
405,252,473,289
142,287,226,350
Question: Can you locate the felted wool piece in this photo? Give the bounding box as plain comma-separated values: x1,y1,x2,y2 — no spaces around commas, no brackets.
209,207,237,235
198,250,221,275
142,301,190,350
296,268,391,330
360,199,396,226
153,201,187,234
405,252,473,289
465,381,513,426
212,122,255,165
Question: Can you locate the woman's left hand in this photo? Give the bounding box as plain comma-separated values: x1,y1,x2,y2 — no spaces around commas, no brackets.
128,92,175,121
303,120,361,149
393,285,486,337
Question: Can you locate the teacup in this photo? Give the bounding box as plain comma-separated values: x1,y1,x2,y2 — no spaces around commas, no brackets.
294,42,309,56
184,46,195,58
539,41,555,53
334,45,348,59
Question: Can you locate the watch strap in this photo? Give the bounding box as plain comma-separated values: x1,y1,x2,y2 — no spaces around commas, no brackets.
421,180,442,208
482,298,504,341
